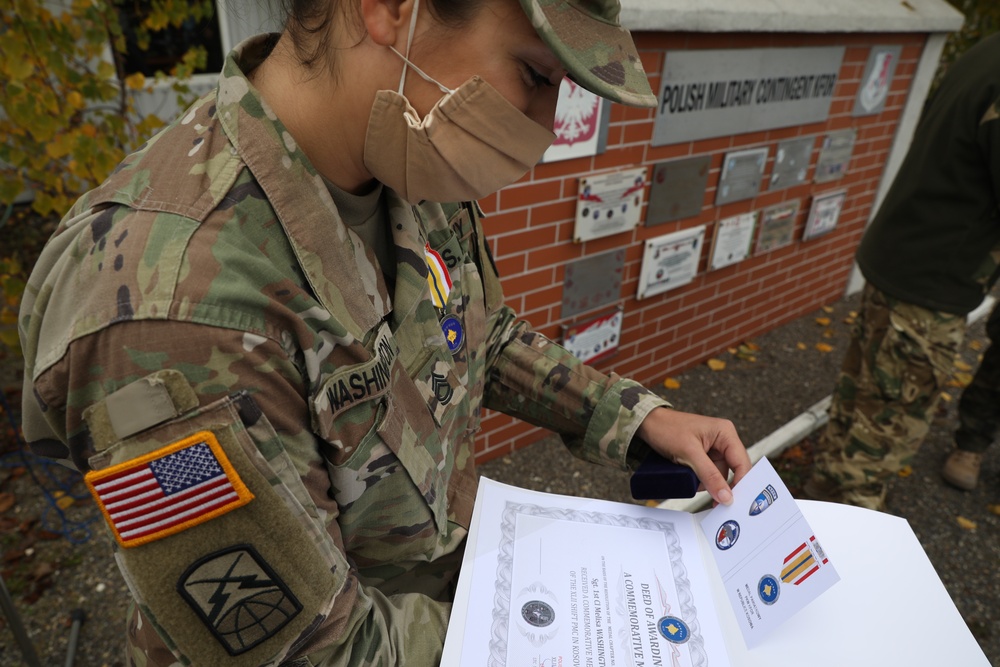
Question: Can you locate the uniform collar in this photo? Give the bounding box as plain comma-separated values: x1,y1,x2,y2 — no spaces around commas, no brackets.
216,35,390,340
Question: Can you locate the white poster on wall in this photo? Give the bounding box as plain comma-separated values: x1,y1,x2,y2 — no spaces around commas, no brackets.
637,225,706,300
710,212,758,270
574,167,647,243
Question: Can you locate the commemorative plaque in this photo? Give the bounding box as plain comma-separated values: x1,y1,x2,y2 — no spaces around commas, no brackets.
755,200,801,254
803,190,847,241
709,212,757,271
768,137,814,191
637,226,706,300
814,130,856,183
574,168,647,243
716,148,768,206
853,46,902,117
561,249,625,319
646,155,712,226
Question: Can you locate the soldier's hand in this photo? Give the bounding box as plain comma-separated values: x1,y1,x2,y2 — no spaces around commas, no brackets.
636,407,751,506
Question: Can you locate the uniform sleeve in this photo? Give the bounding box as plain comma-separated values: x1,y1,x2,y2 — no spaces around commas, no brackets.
21,318,450,666
472,220,669,471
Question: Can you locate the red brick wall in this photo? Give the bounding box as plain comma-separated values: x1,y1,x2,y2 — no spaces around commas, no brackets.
474,31,928,462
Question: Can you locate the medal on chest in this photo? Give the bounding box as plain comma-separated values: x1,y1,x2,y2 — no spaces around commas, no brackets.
425,243,464,355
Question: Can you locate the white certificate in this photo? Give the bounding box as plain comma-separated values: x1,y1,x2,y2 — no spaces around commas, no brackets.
709,212,757,271
443,463,992,667
445,479,727,667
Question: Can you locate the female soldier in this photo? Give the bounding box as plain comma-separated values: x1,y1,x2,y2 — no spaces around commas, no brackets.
19,0,751,664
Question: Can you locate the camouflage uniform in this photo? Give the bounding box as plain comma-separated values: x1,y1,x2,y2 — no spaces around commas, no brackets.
809,34,1000,509
955,300,1000,454
18,37,667,666
809,284,965,509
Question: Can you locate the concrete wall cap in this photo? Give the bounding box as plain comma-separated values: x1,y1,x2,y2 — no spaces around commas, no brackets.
621,0,964,35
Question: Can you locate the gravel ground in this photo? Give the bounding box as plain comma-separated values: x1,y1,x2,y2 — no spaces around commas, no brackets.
1,290,997,665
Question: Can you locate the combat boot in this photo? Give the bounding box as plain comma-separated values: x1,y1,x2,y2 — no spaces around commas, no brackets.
941,449,982,491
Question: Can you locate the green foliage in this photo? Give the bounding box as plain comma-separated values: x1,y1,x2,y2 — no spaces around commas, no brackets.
0,0,213,353
935,0,1000,87
0,0,213,218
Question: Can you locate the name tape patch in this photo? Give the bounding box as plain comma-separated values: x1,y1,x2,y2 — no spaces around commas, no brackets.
322,323,398,420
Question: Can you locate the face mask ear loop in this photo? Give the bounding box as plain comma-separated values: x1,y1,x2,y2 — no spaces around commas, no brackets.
391,0,453,96
396,0,421,94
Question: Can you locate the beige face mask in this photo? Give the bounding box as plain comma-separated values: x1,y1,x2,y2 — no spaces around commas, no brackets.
362,0,556,204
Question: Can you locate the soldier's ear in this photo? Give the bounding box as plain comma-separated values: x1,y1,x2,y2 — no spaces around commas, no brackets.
360,0,415,49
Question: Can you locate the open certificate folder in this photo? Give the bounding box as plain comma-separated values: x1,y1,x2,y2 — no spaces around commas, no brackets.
442,458,990,667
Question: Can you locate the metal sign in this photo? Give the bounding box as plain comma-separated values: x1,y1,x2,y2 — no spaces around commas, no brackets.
716,147,768,206
646,155,712,226
561,249,625,319
769,137,815,191
653,47,845,146
854,46,902,117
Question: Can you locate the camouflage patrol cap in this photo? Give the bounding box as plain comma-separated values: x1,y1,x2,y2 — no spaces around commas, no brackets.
518,0,656,108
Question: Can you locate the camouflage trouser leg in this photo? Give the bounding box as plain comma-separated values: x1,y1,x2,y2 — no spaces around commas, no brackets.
810,283,965,509
956,299,1000,454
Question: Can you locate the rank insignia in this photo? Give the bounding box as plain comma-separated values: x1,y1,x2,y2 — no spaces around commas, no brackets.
178,545,301,655
431,371,454,405
441,315,464,354
749,484,778,516
781,536,829,586
425,244,453,309
758,574,780,605
715,519,740,550
85,431,253,548
657,616,691,644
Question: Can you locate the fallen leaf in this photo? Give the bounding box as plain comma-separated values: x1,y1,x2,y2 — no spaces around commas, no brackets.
969,340,983,351
988,504,1000,516
727,347,738,355
948,372,974,388
644,500,661,507
783,444,806,462
897,465,913,478
743,341,761,351
30,562,54,581
706,358,726,371
849,311,858,318
0,493,14,514
663,377,681,390
843,317,855,325
815,317,831,326
953,360,973,372
939,392,953,403
956,516,977,530
55,496,75,510
822,328,835,338
736,344,758,361
815,343,834,353
821,306,834,313
796,342,807,350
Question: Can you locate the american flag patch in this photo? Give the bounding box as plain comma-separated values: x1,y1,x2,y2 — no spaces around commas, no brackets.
425,244,453,309
85,431,253,548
